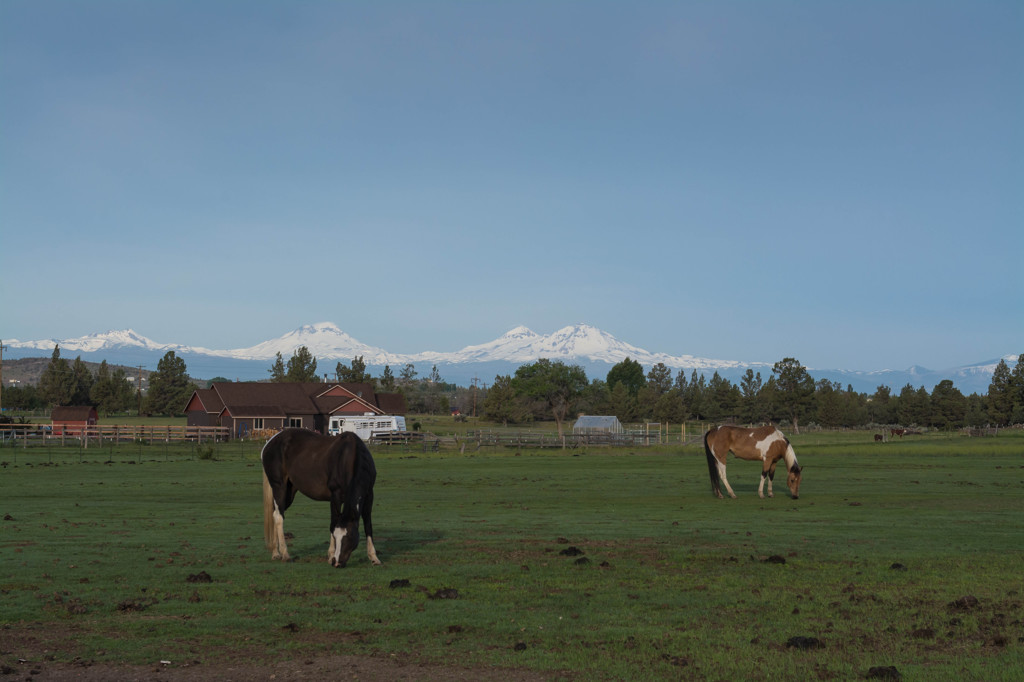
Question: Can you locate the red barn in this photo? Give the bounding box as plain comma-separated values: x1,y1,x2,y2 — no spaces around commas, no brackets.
51,406,98,436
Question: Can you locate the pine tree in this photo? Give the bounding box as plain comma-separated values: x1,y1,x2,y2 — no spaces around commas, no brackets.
986,359,1013,425
145,351,194,416
38,345,73,407
285,346,318,382
379,365,395,391
268,352,286,382
69,356,94,405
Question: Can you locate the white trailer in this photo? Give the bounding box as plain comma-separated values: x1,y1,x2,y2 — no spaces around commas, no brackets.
328,414,407,440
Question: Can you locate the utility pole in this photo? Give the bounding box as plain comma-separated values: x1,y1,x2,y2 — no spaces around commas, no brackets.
471,376,479,418
0,340,7,414
136,365,144,417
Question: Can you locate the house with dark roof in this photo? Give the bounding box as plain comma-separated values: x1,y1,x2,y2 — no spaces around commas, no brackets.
184,382,407,438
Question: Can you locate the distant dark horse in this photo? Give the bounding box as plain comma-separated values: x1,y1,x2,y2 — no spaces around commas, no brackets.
704,424,802,499
261,428,381,567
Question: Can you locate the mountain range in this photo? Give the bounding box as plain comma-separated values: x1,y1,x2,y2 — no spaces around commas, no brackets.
5,322,1012,395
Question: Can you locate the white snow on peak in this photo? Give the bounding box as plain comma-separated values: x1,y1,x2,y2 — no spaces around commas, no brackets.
209,322,391,362
6,322,764,370
8,329,177,353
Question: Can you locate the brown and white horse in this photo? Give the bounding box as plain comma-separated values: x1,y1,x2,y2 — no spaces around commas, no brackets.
704,424,802,499
261,428,381,567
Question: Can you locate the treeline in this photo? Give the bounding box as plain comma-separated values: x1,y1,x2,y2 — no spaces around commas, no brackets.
2,346,197,417
338,352,1024,433
7,344,1023,432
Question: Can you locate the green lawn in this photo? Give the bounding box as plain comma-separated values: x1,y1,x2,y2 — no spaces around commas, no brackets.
1,431,1022,680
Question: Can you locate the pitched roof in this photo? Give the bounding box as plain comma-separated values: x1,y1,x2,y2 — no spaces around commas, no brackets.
51,406,98,422
573,415,623,432
220,405,288,418
184,381,408,419
191,388,224,414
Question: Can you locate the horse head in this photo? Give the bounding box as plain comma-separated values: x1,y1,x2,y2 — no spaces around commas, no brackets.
787,465,802,499
330,520,361,568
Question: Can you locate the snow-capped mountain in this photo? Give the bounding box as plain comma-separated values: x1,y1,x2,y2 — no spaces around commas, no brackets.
5,323,1011,394
201,322,392,363
7,328,195,354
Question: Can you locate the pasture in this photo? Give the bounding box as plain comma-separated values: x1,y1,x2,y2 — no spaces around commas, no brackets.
1,431,1022,680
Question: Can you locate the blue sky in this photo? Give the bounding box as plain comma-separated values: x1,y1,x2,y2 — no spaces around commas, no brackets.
2,1,1021,371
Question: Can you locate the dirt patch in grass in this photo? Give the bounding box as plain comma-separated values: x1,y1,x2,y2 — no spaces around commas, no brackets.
0,622,558,682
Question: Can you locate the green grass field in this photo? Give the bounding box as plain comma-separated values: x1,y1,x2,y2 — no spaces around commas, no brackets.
1,430,1022,680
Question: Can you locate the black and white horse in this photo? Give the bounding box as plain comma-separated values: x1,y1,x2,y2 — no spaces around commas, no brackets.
261,428,381,567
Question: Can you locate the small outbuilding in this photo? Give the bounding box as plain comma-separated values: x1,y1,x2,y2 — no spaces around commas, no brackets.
51,406,99,436
573,415,624,435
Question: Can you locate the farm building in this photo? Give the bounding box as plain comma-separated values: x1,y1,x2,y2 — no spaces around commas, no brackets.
183,382,407,439
573,415,624,435
51,406,98,436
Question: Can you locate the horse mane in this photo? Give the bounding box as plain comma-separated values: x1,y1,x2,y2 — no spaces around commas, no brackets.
782,436,800,473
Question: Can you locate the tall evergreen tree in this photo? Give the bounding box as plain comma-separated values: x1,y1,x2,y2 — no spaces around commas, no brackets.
90,361,115,415
1009,354,1024,424
897,384,929,426
379,365,396,392
145,351,194,416
38,345,73,407
739,369,764,423
929,380,966,429
285,346,318,382
399,363,418,386
868,385,897,424
986,359,1014,425
69,356,94,405
771,357,815,433
90,362,136,416
814,379,843,428
336,355,374,384
268,352,286,382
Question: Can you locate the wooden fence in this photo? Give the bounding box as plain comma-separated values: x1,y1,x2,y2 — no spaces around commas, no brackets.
0,424,230,447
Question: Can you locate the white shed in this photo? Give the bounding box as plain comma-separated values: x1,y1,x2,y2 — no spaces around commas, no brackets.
572,415,624,435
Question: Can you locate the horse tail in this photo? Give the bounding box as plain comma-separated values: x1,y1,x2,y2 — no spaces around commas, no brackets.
262,470,276,551
704,428,722,497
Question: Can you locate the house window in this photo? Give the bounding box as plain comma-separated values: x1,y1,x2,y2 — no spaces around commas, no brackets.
253,418,264,429
289,418,302,428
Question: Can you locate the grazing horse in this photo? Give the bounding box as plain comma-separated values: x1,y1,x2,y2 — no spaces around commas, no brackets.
261,428,381,567
704,425,802,499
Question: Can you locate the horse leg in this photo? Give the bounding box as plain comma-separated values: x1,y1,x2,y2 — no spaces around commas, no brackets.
765,458,778,497
272,484,296,561
328,493,347,567
717,460,738,499
362,490,381,566
272,503,290,561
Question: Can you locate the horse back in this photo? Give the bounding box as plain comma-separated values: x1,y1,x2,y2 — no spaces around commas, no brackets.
708,424,787,462
263,429,347,502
